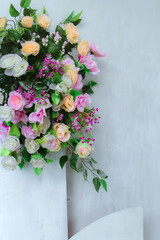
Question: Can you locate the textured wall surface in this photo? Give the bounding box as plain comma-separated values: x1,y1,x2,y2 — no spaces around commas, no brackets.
0,0,160,240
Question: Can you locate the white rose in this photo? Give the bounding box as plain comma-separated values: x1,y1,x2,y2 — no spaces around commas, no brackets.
1,156,18,170
62,74,72,88
0,54,21,69
0,106,14,121
30,158,45,169
52,100,62,112
25,138,40,154
38,117,50,134
12,59,29,77
41,98,52,109
0,92,4,104
56,83,67,93
3,136,20,151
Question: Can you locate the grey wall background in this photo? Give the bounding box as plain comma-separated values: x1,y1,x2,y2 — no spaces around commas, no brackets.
0,0,160,240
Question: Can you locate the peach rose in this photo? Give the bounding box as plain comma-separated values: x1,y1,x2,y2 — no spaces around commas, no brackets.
61,94,75,112
21,16,33,28
21,41,40,56
54,123,71,142
0,17,8,31
77,40,90,56
38,14,51,29
65,23,79,44
41,133,61,152
65,64,78,86
76,141,93,158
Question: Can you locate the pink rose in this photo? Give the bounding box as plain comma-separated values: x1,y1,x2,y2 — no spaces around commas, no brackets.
62,57,74,66
29,106,46,124
90,41,107,58
0,122,10,142
12,110,28,124
21,126,37,139
79,53,100,75
72,74,83,90
75,93,92,112
8,91,25,111
22,92,36,109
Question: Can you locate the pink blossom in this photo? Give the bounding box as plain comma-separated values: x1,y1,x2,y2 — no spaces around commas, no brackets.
29,106,46,124
90,41,107,57
0,122,10,142
75,94,92,112
12,110,28,124
61,57,74,66
73,74,83,90
8,91,25,111
79,53,100,75
22,92,36,109
21,126,37,139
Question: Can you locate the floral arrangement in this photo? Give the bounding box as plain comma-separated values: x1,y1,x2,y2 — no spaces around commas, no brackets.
0,0,107,192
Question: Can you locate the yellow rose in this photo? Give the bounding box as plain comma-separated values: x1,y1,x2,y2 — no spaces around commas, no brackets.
21,16,33,28
65,23,79,44
38,14,51,29
77,40,90,56
54,123,71,142
61,94,75,112
21,41,40,56
0,17,8,31
65,64,78,86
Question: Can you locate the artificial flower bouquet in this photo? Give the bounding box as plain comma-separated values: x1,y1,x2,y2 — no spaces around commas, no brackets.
0,0,107,192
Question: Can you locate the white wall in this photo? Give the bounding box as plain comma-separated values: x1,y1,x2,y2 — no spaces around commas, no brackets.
0,0,160,240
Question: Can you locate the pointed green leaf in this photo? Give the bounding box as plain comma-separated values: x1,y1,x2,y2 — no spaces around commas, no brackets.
93,177,101,192
34,168,43,176
101,179,108,192
59,155,68,168
51,92,60,105
71,11,82,22
9,125,20,138
43,6,46,14
1,148,11,156
83,169,88,182
31,154,43,160
61,142,69,148
77,162,85,172
9,4,20,17
18,159,25,170
44,158,54,163
20,0,31,8
97,169,108,179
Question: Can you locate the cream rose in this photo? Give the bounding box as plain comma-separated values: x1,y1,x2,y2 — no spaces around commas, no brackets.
3,136,20,151
41,133,61,152
76,141,93,158
21,16,33,28
30,158,45,169
0,106,14,121
0,54,21,69
25,138,40,154
1,156,18,170
21,41,40,56
38,14,51,29
12,59,29,77
77,40,90,56
61,94,75,112
65,64,78,86
38,117,50,134
0,17,8,31
54,123,71,142
65,23,79,44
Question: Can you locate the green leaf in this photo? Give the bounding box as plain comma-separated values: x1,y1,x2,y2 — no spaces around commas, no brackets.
52,111,59,119
9,4,20,17
83,169,88,182
1,148,11,156
59,155,68,168
97,169,108,179
69,153,78,172
101,179,108,192
43,6,46,14
3,121,13,127
21,148,31,162
64,10,75,23
54,73,61,84
48,129,57,137
93,177,101,192
61,142,69,148
70,89,80,100
88,81,98,87
82,85,94,94
23,7,37,16
9,125,20,138
55,25,65,38
34,168,43,176
71,11,82,22
20,0,31,8
77,162,85,172
32,123,38,132
44,158,54,163
31,154,43,160
18,159,25,170
51,92,60,106
90,157,97,164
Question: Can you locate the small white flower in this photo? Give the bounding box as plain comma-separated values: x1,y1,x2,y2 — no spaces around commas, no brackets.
25,138,40,154
0,106,14,121
12,59,29,77
1,156,18,170
0,54,21,69
0,92,4,104
38,117,50,134
30,158,45,169
42,98,52,109
3,136,20,151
